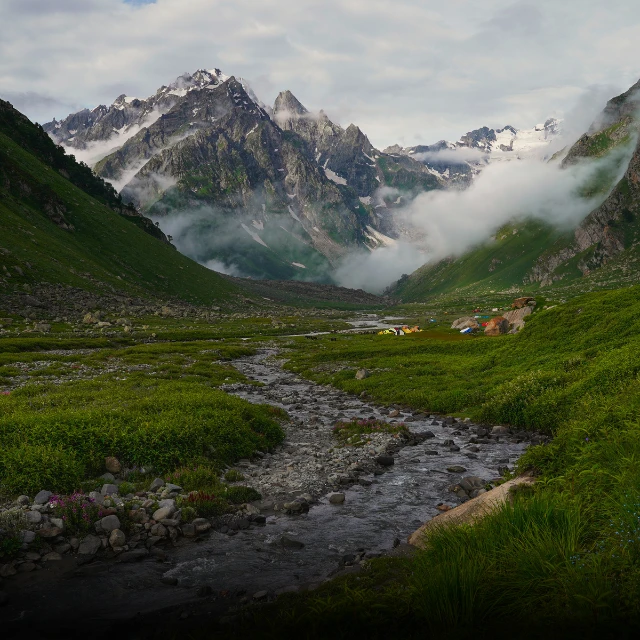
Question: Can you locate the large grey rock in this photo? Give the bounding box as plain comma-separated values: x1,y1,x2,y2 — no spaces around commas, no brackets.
88,491,105,505
100,515,121,532
375,455,394,467
26,510,42,525
78,535,101,555
164,483,182,493
329,493,345,504
16,495,30,506
20,530,36,544
451,317,479,330
459,476,486,493
152,506,175,521
149,478,165,491
33,490,52,505
101,484,118,496
50,517,64,530
355,369,370,380
109,529,126,548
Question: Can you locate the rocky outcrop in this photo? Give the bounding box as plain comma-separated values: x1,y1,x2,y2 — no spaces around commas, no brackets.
451,316,479,330
526,134,640,286
408,474,535,547
502,306,532,332
484,316,509,336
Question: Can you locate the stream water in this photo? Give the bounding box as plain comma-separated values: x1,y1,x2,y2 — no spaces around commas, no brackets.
1,348,528,627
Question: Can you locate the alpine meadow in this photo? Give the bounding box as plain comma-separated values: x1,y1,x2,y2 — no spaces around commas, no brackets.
2,2,640,639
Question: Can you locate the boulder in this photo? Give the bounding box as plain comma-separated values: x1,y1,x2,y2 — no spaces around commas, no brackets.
451,317,479,330
491,425,510,435
109,529,126,548
33,490,52,505
104,457,121,474
502,306,532,332
149,478,165,492
376,455,395,467
512,297,535,309
409,474,535,547
26,510,42,525
100,484,118,496
355,369,370,380
484,316,509,336
153,506,175,521
39,526,63,539
329,493,345,504
100,515,121,533
78,534,102,555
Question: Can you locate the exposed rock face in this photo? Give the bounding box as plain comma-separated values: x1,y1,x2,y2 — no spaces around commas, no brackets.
43,71,443,281
502,306,532,332
484,316,509,336
451,316,479,330
273,90,442,200
511,297,535,309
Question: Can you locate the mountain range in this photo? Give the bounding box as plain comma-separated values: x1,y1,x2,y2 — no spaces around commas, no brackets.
43,68,562,284
391,79,640,301
36,67,640,301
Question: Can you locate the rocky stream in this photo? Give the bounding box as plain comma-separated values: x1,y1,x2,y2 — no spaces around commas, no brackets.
0,347,541,636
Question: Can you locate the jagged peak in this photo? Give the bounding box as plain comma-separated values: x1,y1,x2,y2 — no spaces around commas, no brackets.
273,90,308,117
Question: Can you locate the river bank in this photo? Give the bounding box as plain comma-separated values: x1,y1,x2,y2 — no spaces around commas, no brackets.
0,345,541,636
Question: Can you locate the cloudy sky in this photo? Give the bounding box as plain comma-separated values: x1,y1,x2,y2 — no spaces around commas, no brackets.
1,0,639,148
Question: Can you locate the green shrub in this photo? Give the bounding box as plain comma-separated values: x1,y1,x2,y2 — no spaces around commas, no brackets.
0,377,285,495
224,469,245,482
180,506,197,523
180,491,229,518
223,485,261,504
117,481,136,496
166,466,221,492
332,418,410,445
0,444,85,494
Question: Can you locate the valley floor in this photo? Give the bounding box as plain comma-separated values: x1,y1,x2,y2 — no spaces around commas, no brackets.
1,287,640,638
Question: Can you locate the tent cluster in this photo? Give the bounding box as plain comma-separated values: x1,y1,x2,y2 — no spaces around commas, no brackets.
378,325,422,336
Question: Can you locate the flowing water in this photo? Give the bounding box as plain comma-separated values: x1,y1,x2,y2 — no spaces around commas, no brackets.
1,349,528,625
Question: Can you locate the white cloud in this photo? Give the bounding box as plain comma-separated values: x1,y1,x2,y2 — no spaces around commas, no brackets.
400,138,637,262
0,1,638,148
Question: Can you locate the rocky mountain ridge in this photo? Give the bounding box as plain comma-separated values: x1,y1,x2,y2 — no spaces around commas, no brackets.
391,80,640,301
384,117,562,187
44,69,447,281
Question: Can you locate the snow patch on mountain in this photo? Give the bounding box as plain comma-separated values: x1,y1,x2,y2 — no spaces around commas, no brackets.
324,168,347,185
241,223,269,247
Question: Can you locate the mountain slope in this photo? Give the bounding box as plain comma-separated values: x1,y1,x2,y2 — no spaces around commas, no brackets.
45,71,384,282
0,99,238,307
44,70,448,281
392,81,640,301
385,118,562,188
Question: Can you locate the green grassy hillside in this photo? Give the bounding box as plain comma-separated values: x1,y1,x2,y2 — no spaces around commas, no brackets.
223,284,640,637
0,109,239,305
394,220,568,300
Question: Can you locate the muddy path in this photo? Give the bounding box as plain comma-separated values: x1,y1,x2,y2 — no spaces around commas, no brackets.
0,347,531,636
